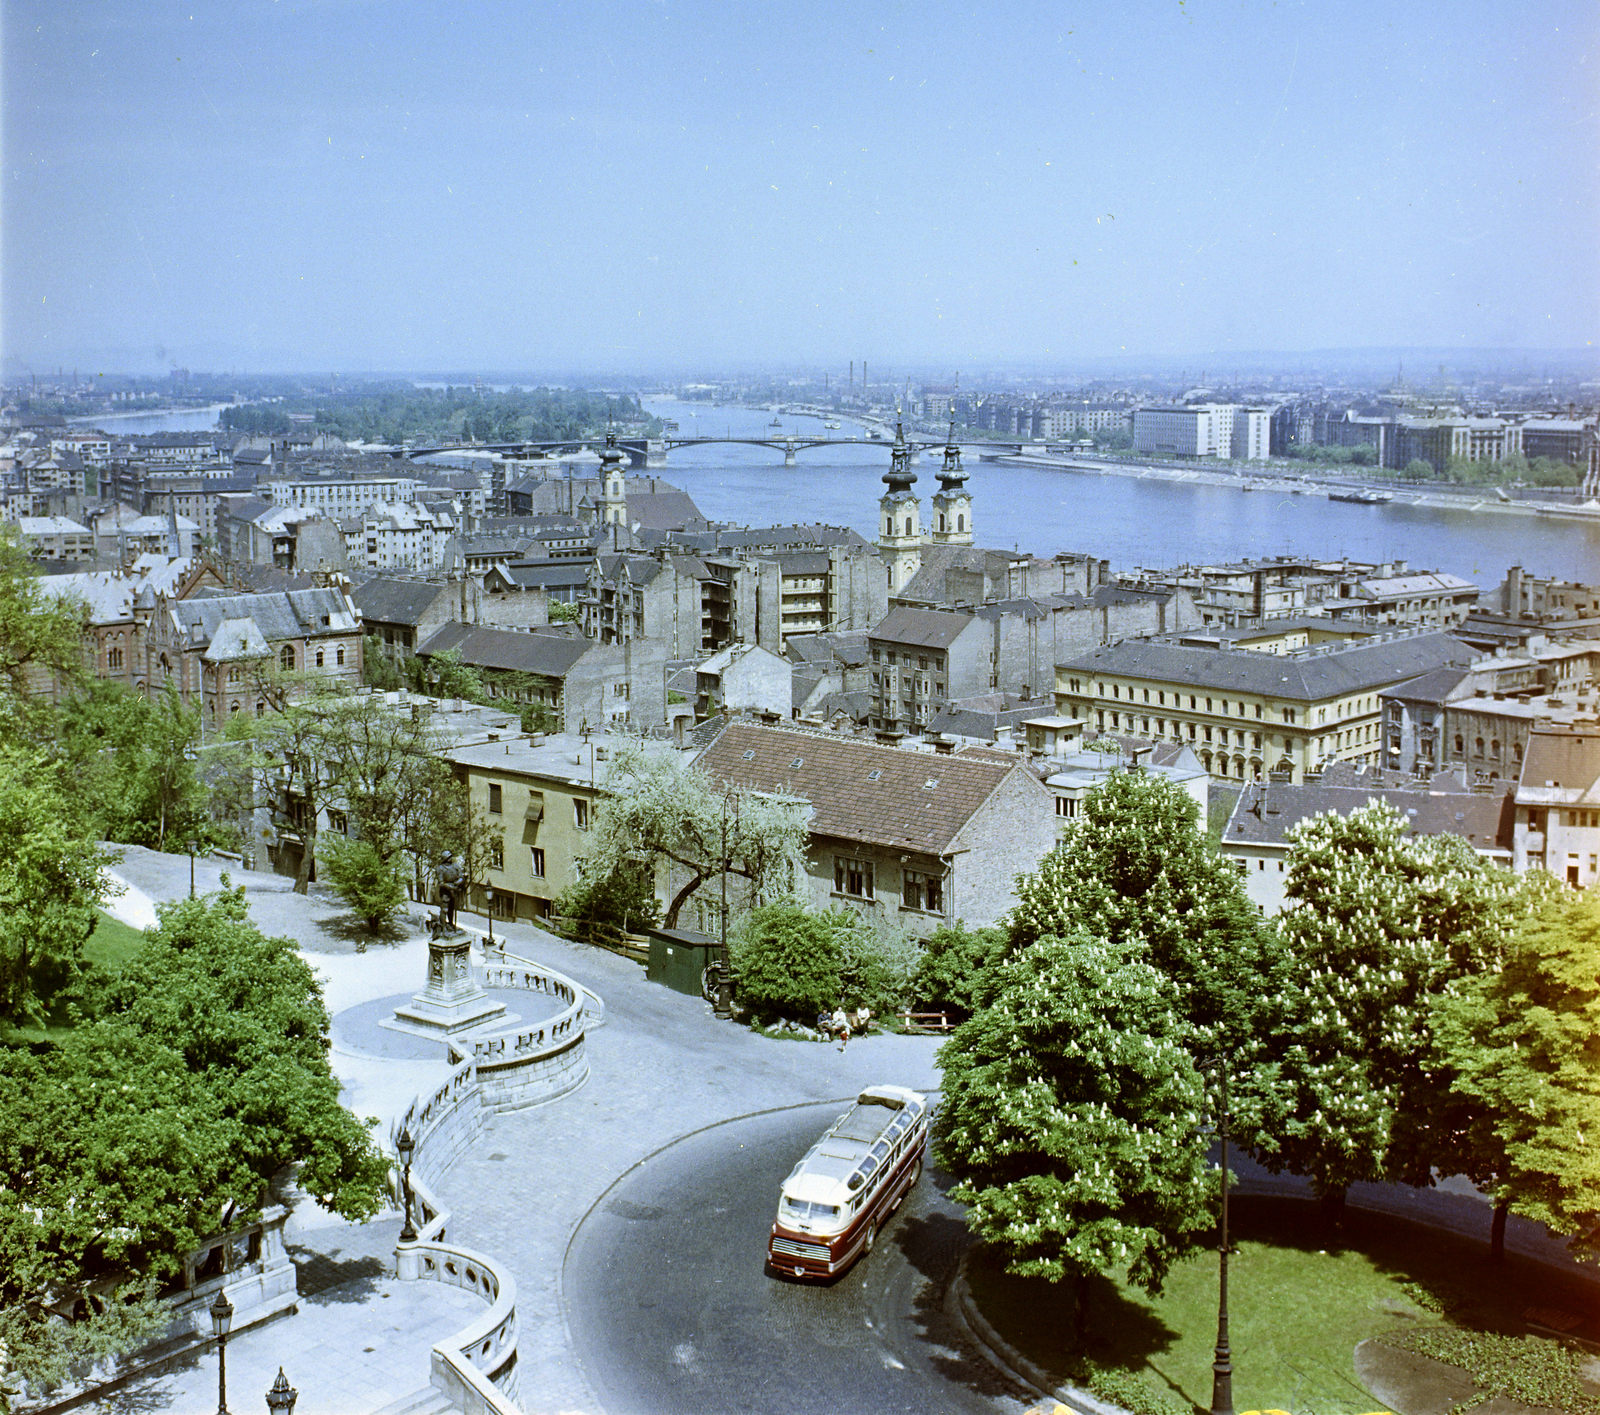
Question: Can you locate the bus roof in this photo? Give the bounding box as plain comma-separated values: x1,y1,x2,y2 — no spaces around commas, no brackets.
781,1087,926,1206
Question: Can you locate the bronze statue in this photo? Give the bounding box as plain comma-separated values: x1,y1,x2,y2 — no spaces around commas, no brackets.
437,850,465,930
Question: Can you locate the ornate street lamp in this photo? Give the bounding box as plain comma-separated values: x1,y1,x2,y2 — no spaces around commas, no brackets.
208,1288,234,1415
264,1368,297,1414
396,1125,417,1244
484,885,495,952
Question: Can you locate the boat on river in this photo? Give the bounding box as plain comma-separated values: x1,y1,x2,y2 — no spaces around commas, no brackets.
1328,488,1395,505
825,420,841,429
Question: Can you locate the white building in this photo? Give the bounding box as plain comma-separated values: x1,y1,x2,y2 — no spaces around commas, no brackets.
344,500,442,571
1133,404,1269,461
266,476,424,517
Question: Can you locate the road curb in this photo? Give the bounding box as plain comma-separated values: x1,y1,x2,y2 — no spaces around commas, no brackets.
947,1248,1131,1415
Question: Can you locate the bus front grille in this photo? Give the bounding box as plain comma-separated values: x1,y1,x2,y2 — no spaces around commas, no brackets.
770,1236,830,1262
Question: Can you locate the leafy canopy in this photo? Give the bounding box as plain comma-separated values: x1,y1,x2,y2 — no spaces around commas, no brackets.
1431,887,1600,1261
936,932,1214,1297
1258,801,1546,1201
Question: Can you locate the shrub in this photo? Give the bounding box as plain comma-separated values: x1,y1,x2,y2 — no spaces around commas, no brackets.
913,921,1007,1019
730,902,843,1020
835,912,919,1017
556,861,660,935
318,835,407,932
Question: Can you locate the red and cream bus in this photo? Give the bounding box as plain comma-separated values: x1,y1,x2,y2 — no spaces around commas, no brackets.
767,1085,930,1280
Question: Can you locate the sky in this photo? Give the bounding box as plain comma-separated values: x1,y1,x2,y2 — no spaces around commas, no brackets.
3,0,1597,375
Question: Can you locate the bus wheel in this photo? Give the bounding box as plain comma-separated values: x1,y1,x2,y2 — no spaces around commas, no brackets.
909,1158,923,1189
863,1222,877,1255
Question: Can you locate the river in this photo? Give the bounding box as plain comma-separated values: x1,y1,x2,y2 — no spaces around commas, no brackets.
83,397,1599,585
642,398,1600,587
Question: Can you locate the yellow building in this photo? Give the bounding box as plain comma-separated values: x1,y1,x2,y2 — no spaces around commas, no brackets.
1055,629,1475,783
446,733,679,923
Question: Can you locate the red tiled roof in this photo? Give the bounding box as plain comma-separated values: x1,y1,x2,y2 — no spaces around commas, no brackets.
694,720,1018,854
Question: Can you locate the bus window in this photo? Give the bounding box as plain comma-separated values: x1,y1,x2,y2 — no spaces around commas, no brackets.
783,1197,839,1220
871,1141,890,1162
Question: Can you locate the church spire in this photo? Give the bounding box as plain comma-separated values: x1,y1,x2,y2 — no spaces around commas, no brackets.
930,382,973,546
877,404,922,592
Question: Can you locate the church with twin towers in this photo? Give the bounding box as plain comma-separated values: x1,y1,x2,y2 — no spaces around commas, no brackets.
876,405,974,595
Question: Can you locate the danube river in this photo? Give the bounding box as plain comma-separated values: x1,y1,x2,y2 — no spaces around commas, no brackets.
96,398,1598,585
643,399,1599,588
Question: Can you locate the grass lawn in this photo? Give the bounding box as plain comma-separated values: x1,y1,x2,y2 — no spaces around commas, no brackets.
965,1195,1598,1415
0,909,149,1045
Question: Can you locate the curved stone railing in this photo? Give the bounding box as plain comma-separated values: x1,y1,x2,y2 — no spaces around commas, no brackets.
389,946,598,1413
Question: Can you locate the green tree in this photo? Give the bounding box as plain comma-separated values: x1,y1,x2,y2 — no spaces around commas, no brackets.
556,858,661,937
1008,769,1285,1056
362,636,403,691
729,901,844,1019
1431,887,1600,1263
0,891,386,1394
102,890,388,1217
1257,802,1543,1223
912,921,1007,1020
318,835,408,932
0,746,115,1026
0,523,89,740
1401,458,1435,481
935,933,1213,1336
581,740,808,928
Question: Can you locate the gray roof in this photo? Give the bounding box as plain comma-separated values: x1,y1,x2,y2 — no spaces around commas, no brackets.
1056,630,1473,701
869,606,977,650
352,577,448,627
172,587,358,647
1378,666,1472,705
493,559,594,592
1223,766,1514,854
785,630,870,667
418,621,592,677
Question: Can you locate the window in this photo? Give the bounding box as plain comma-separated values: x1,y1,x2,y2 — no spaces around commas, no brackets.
489,783,503,814
530,848,545,877
315,649,325,668
1055,796,1077,818
108,646,124,670
337,647,345,666
490,837,504,870
574,798,590,830
280,645,295,671
834,857,873,899
903,870,942,913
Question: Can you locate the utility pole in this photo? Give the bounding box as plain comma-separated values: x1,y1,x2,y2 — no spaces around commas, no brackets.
1211,1062,1234,1415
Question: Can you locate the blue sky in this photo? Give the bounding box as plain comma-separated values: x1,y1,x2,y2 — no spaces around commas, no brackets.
3,0,1596,373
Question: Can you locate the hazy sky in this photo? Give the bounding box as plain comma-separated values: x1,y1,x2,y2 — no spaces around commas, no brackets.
3,0,1596,374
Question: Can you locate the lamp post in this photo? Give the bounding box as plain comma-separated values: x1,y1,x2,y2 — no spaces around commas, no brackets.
189,839,199,898
208,1289,234,1415
484,885,495,953
1207,1061,1234,1415
264,1368,297,1414
715,791,739,1018
396,1125,417,1244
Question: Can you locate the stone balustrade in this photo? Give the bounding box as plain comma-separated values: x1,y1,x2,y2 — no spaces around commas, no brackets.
390,945,597,1413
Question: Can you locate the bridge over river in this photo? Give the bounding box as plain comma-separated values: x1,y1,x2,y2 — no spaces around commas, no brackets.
396,433,1022,468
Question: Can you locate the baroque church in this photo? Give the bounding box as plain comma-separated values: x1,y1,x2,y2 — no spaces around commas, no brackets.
875,404,974,596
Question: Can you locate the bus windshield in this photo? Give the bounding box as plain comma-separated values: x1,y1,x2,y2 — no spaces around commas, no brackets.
782,1196,840,1220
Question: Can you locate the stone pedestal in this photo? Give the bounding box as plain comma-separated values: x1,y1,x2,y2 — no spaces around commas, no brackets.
383,933,515,1041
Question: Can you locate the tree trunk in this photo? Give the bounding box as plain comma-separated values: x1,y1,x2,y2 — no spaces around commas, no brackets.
1320,1185,1347,1232
1073,1270,1091,1346
294,826,316,895
1490,1199,1508,1264
663,870,707,929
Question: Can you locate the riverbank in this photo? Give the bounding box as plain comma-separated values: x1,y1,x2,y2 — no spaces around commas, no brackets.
999,451,1600,525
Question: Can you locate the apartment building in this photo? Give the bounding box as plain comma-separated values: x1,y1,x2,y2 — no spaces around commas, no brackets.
1055,629,1476,783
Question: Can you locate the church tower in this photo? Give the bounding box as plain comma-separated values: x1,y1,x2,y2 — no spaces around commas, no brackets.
877,412,922,593
930,400,973,545
599,430,628,528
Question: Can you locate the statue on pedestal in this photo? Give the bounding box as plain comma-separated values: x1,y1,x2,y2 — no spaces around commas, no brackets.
436,850,465,931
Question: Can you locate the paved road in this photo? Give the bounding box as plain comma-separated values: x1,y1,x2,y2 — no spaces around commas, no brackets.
565,1104,1028,1415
